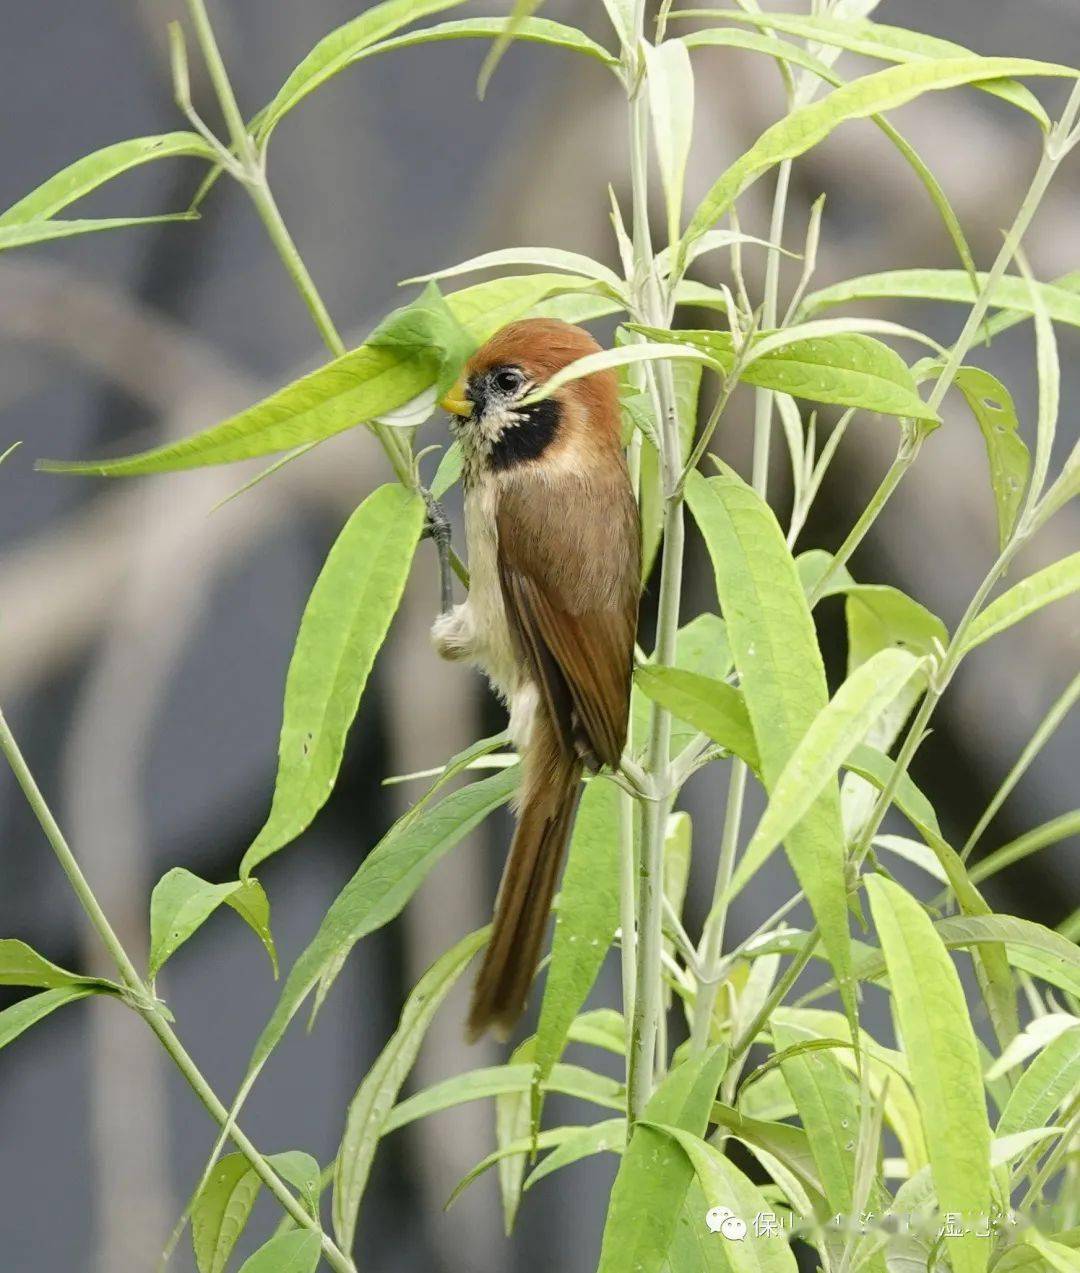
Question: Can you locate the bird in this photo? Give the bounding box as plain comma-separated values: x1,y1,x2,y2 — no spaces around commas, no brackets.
433,317,641,1040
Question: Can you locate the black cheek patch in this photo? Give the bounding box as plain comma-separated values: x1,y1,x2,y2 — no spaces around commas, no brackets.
490,399,561,471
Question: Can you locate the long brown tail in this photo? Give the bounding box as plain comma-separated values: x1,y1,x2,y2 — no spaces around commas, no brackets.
467,717,582,1041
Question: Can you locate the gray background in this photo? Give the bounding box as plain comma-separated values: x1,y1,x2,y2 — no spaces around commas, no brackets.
1,2,1077,1270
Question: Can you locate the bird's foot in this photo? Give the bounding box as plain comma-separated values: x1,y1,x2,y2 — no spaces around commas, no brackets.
422,490,455,614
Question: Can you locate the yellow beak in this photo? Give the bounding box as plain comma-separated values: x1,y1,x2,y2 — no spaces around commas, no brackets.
440,375,472,417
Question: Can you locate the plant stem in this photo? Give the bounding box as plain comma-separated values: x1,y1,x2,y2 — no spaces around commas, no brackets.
0,708,356,1273
625,3,686,1119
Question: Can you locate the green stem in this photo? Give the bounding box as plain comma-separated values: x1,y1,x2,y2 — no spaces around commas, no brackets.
625,6,685,1115
0,708,355,1273
618,788,638,1067
689,761,745,1050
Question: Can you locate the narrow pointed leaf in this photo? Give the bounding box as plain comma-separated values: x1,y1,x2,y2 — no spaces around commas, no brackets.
951,366,1029,549
646,1122,800,1272
597,1047,727,1273
242,485,424,875
635,325,936,420
866,876,992,1273
235,1230,320,1273
997,1025,1080,1139
645,38,696,246
149,869,276,977
801,269,1080,328
258,0,466,140
0,133,217,225
38,277,592,477
405,244,623,292
333,926,488,1250
523,1118,625,1191
961,552,1080,655
634,666,759,769
248,766,518,1074
356,17,618,76
191,1153,264,1273
383,1062,623,1133
682,58,1079,256
0,213,198,252
687,468,855,1023
706,11,1050,128
731,648,922,896
0,987,97,1053
0,939,117,992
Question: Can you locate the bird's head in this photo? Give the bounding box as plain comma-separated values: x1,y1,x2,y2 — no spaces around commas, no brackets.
440,318,619,473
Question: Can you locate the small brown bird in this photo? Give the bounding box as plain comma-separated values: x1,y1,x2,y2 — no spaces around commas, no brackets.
434,318,640,1040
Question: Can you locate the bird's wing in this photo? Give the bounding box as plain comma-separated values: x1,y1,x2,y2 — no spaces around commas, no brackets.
496,470,639,770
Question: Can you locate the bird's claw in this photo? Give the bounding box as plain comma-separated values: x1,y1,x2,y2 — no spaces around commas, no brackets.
422,490,455,614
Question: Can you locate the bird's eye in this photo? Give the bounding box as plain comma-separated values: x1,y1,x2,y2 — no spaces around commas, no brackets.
492,368,524,395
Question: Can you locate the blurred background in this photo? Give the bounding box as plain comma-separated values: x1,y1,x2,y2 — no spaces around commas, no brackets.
1,1,1077,1269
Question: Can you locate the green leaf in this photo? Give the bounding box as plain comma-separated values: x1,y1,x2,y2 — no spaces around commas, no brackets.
429,440,463,498
383,1062,624,1133
635,325,936,421
0,987,97,1052
996,1024,1078,1137
445,1124,597,1208
258,0,467,141
681,58,1078,258
771,1016,884,1226
242,485,424,875
478,2,547,98
404,244,623,293
645,38,696,246
526,342,717,404
332,926,487,1250
865,875,992,1273
936,914,1080,999
531,778,621,1136
597,1047,727,1273
247,766,518,1074
966,809,1080,888
148,869,276,978
801,269,1080,328
0,939,117,992
42,273,596,478
390,731,510,823
447,272,611,340
362,16,618,79
645,1123,800,1272
523,1118,626,1191
950,366,1030,550
731,648,922,897
0,133,217,225
1020,1231,1080,1273
634,666,759,769
687,469,855,1023
678,28,979,289
0,213,199,252
961,552,1080,656
267,1152,321,1215
235,1230,320,1273
705,11,1051,129
845,745,941,838
191,1152,265,1273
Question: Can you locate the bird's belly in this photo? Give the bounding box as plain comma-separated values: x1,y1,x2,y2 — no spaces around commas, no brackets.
464,480,519,700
